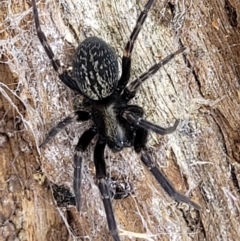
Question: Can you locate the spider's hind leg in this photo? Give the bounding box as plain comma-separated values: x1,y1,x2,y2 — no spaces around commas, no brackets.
117,0,156,92
32,0,60,72
125,47,186,98
32,0,81,92
134,127,201,210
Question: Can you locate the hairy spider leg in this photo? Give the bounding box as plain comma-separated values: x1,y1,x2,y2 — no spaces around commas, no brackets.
32,0,60,71
124,47,186,99
74,126,97,211
118,0,156,92
32,0,81,93
39,111,90,148
141,151,201,210
121,105,144,116
133,128,201,210
94,138,120,241
122,110,180,135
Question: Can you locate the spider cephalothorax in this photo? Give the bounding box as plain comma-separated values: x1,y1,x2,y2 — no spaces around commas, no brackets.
32,0,200,240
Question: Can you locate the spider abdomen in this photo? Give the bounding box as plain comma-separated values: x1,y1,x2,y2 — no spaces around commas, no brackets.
72,37,119,100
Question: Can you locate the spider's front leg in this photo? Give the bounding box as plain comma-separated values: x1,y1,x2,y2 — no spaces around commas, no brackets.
39,110,92,210
94,137,120,241
73,126,97,211
134,127,201,210
141,151,201,210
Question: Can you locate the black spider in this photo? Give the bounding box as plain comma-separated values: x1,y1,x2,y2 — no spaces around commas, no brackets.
32,0,200,240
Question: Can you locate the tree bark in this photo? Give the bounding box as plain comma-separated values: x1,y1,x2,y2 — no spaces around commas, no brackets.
0,0,240,240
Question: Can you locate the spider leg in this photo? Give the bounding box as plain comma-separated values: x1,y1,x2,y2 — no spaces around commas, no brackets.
117,0,156,92
32,0,81,92
74,126,97,211
94,138,120,241
40,111,90,148
32,0,60,72
134,128,201,210
141,151,201,210
40,115,77,148
122,110,179,135
121,105,144,117
123,47,186,100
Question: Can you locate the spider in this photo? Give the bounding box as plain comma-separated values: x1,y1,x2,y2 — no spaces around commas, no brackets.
32,0,200,240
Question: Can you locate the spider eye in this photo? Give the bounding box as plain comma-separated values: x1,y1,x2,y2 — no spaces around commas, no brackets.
72,37,119,100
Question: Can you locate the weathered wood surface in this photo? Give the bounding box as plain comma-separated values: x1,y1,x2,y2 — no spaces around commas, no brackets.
0,0,240,240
